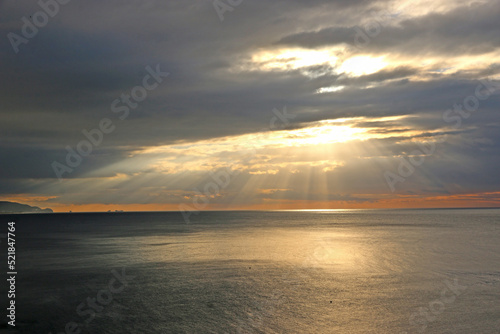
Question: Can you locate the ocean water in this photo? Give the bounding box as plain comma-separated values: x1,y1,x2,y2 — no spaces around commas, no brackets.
0,209,499,333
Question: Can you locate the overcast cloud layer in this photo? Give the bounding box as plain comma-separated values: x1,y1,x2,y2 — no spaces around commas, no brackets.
0,0,499,211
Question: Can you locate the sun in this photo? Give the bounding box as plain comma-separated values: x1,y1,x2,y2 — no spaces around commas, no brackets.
283,119,367,146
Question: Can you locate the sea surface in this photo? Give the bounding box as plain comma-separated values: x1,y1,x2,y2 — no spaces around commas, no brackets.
0,209,499,333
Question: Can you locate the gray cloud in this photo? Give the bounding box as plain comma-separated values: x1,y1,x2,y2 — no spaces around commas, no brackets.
276,1,500,55
0,0,499,208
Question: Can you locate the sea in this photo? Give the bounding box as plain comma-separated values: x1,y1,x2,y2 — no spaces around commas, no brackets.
0,209,499,333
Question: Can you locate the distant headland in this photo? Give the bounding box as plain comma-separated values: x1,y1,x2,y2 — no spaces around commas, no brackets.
0,201,53,214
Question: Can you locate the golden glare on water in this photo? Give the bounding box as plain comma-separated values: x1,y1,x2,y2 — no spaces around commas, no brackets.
278,209,358,212
136,228,364,272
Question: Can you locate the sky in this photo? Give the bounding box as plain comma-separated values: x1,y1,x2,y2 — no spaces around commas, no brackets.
1,0,500,212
